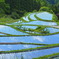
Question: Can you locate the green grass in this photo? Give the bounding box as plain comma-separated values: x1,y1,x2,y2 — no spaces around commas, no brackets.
10,25,59,36
0,42,48,45
0,17,20,24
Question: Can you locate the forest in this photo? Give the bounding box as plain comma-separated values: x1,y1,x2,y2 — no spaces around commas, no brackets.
0,0,59,20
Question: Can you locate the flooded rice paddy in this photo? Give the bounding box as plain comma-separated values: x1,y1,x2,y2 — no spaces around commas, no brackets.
0,11,59,59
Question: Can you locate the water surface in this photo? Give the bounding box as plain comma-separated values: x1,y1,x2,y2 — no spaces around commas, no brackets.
29,13,37,20
36,12,53,20
22,21,57,26
0,25,28,35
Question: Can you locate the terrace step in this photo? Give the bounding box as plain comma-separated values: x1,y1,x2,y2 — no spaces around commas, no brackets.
29,13,37,21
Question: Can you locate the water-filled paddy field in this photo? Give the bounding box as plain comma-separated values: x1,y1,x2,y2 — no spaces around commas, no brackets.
0,11,59,59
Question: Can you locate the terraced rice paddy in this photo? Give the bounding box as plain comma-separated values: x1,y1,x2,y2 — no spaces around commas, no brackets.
0,11,59,59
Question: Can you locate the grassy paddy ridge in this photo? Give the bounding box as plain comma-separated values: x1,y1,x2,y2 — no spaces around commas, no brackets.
0,24,59,37
0,42,48,45
0,43,59,54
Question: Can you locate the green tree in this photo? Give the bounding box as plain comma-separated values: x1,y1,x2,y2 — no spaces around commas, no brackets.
5,0,41,12
39,6,53,13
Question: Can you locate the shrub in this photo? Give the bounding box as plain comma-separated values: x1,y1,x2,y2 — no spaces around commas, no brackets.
0,2,11,15
0,8,5,14
4,3,11,14
39,6,54,13
11,12,20,19
0,8,5,18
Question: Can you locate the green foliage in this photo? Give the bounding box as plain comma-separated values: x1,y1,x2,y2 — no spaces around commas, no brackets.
4,4,11,14
5,0,10,4
0,2,5,8
0,0,59,20
45,0,59,14
35,26,50,34
0,8,5,18
39,0,48,7
11,12,20,19
36,26,46,30
41,28,50,34
0,2,11,15
6,0,41,12
0,0,5,2
0,1,59,59
39,6,54,13
0,8,5,14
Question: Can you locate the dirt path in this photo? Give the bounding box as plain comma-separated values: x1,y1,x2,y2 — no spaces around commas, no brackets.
50,26,59,28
